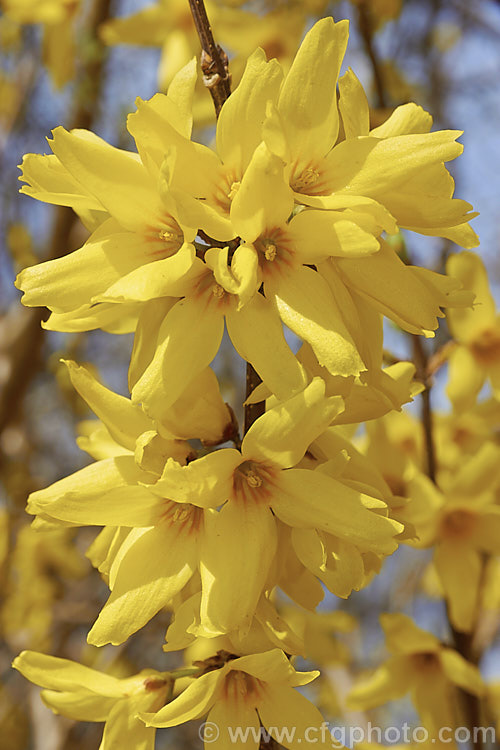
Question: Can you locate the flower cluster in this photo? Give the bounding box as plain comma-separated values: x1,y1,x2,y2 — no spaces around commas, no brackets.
10,13,488,750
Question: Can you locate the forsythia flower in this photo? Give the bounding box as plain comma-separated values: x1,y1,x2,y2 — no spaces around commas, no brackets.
150,379,403,635
399,441,500,632
13,651,169,750
347,614,484,736
446,251,500,411
26,360,234,643
141,648,337,750
16,17,475,401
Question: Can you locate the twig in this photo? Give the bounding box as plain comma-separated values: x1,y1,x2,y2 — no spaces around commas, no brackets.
449,622,485,750
244,366,265,435
411,336,437,484
187,0,231,117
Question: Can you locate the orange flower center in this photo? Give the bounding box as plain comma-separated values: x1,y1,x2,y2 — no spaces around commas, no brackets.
232,460,276,506
211,167,241,216
223,670,264,707
193,269,234,311
411,652,440,672
143,214,184,259
290,159,330,196
470,327,500,365
440,508,477,540
254,228,294,280
160,500,203,536
143,676,167,692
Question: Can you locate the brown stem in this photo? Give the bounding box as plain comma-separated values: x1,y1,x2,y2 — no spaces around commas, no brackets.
450,623,485,750
411,336,437,484
244,365,265,435
187,0,231,117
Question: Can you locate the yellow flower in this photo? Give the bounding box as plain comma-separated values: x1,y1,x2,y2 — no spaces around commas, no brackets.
265,20,478,250
163,591,304,658
347,614,484,737
141,648,335,750
128,250,310,418
16,117,202,330
150,379,403,635
446,251,500,411
13,651,169,750
398,441,500,632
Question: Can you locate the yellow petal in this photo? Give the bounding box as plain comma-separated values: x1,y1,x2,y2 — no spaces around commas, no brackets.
205,697,259,750
101,699,156,750
200,502,277,635
230,650,317,687
295,194,398,235
292,528,364,598
39,483,162,528
64,360,151,450
128,99,219,197
346,656,412,710
475,509,500,555
439,648,484,696
129,298,176,389
12,651,123,697
217,48,283,174
94,245,203,303
323,130,463,197
49,127,161,231
411,670,455,737
334,241,461,335
289,209,380,263
132,297,224,415
446,251,497,341
19,152,104,211
158,366,232,444
447,441,500,496
434,540,481,632
278,18,349,165
266,267,365,377
242,378,343,469
446,344,485,412
379,613,440,654
16,218,153,313
271,469,402,554
41,688,115,722
230,142,293,243
152,450,241,509
141,669,223,727
226,293,308,401
258,683,332,750
370,103,433,138
339,68,370,139
43,301,141,334
27,456,154,519
88,524,197,646
210,245,260,309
